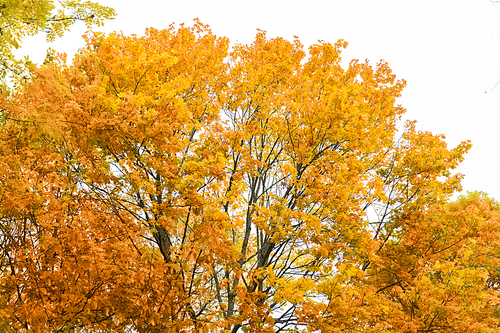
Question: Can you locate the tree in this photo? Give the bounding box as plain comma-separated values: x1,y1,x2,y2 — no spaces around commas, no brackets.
0,0,115,92
313,191,500,332
365,192,500,332
0,21,490,332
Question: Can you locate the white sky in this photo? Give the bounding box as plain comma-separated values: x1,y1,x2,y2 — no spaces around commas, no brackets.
18,0,500,200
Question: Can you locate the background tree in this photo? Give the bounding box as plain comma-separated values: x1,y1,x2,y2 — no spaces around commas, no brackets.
0,22,492,333
369,191,500,332
309,191,500,332
0,0,115,92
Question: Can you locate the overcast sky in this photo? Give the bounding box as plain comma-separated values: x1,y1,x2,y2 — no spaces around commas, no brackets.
17,0,500,200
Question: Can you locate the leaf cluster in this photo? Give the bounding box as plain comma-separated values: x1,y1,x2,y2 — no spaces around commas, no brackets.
0,0,115,92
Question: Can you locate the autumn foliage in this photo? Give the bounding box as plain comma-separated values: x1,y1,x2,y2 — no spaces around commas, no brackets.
0,22,497,332
0,0,115,91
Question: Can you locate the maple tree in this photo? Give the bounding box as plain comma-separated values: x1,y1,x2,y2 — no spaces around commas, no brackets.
0,0,115,91
0,21,496,332
360,191,500,332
